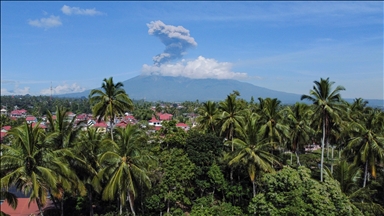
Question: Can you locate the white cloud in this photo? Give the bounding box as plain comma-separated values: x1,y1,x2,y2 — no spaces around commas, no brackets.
28,15,62,29
40,83,85,95
61,5,104,16
141,56,248,80
1,87,30,95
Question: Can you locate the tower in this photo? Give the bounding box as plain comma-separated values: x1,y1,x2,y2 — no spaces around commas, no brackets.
50,81,52,100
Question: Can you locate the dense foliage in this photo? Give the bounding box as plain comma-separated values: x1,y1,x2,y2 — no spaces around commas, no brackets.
1,77,384,216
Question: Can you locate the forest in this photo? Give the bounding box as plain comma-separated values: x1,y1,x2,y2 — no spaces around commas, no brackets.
1,77,384,216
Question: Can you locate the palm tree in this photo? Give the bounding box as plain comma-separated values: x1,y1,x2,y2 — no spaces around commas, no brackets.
74,127,111,216
45,106,85,216
45,106,81,149
346,108,384,187
218,93,246,151
1,122,72,216
98,124,153,215
256,97,289,150
301,77,345,182
196,101,219,134
89,77,134,140
283,102,314,165
227,113,278,197
325,160,384,214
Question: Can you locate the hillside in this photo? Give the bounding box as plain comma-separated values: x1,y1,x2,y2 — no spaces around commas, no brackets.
59,75,383,107
62,75,302,104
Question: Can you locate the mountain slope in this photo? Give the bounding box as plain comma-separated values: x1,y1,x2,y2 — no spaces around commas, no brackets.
123,75,302,103
61,75,302,104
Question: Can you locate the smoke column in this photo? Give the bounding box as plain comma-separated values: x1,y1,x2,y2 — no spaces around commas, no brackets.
147,20,197,65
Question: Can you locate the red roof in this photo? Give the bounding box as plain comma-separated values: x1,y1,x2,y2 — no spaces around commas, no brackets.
176,123,188,127
76,114,87,119
10,110,27,115
154,126,162,131
116,121,128,128
159,113,173,121
125,115,135,120
1,132,7,138
2,126,11,131
25,116,36,121
93,121,108,128
0,198,54,216
31,123,47,129
149,116,160,123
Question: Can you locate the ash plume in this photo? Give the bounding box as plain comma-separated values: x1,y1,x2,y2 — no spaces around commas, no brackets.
147,20,197,65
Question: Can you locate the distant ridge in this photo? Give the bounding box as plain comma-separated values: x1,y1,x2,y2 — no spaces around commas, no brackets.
59,75,384,107
61,75,302,104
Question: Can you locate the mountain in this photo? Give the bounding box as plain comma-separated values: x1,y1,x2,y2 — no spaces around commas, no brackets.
59,75,384,107
61,75,302,104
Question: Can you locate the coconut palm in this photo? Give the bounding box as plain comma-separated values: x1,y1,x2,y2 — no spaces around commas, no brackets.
283,102,314,165
256,97,290,150
98,124,153,215
227,113,278,197
45,106,82,151
89,77,134,141
74,127,111,216
345,108,384,187
218,93,246,151
326,160,384,215
196,101,219,134
45,106,85,216
0,122,73,216
301,77,345,182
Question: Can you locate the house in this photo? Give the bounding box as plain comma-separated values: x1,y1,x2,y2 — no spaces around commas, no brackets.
25,116,37,124
176,123,190,131
66,112,76,121
124,115,136,124
2,126,11,132
10,109,27,118
1,126,11,143
76,113,88,122
158,113,173,121
0,198,55,216
1,132,8,143
148,116,162,126
115,121,132,128
31,122,47,130
93,121,108,133
1,108,7,115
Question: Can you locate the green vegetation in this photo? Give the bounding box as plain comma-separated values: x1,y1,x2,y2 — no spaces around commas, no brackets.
1,77,384,216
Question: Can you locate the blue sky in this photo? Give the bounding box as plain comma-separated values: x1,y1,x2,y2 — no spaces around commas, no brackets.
1,1,383,99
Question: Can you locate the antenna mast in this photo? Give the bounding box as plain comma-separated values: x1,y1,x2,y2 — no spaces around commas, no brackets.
50,81,52,100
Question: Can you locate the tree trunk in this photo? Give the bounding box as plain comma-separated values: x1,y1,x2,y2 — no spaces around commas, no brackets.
49,191,59,210
252,180,256,198
88,190,94,216
60,196,64,216
118,194,122,215
363,161,368,188
119,202,123,215
325,115,330,159
320,116,326,182
166,197,170,214
330,146,334,174
36,197,44,216
110,118,114,141
295,151,301,166
127,191,136,216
